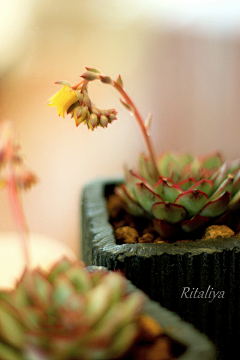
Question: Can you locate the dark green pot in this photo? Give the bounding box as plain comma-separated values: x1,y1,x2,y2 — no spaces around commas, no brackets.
82,178,240,359
86,265,215,360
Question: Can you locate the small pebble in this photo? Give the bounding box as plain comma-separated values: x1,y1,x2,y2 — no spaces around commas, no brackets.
115,226,139,244
138,233,154,243
202,225,235,240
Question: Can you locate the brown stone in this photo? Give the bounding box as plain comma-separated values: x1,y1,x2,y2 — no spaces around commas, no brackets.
138,233,154,243
115,226,139,244
202,225,235,240
153,237,165,243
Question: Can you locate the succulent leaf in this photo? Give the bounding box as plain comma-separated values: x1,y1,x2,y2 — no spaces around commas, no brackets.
0,343,22,360
153,219,180,239
64,266,92,293
211,161,229,192
116,75,123,87
232,169,240,196
135,183,162,214
178,178,196,191
138,154,156,185
187,179,213,197
175,190,208,218
210,174,234,201
228,189,240,211
85,67,101,74
199,191,231,217
116,185,145,216
152,202,187,224
119,98,134,113
181,214,209,233
0,303,24,347
54,81,72,87
154,179,182,203
201,152,222,169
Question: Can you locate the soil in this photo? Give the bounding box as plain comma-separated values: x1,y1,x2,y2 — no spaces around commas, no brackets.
126,314,185,360
106,192,239,244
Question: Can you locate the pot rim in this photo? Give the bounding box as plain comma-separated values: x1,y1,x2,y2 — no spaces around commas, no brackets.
82,177,240,257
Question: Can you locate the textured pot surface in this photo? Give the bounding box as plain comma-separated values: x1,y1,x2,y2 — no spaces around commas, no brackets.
86,266,215,360
82,178,240,359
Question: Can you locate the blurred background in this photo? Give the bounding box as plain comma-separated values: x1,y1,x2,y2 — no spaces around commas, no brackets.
0,0,240,257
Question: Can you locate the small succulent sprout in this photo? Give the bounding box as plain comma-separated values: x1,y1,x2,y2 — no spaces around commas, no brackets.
0,258,146,360
118,152,240,239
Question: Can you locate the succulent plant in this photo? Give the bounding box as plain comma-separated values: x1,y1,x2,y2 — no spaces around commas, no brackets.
116,152,240,239
0,258,145,360
48,68,240,240
0,122,147,360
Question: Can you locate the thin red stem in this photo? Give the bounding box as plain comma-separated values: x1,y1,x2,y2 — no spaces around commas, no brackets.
113,81,159,179
72,80,85,90
72,76,159,179
8,176,30,270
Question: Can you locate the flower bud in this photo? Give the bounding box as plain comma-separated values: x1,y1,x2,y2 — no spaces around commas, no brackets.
100,115,108,127
91,106,101,117
74,107,87,126
89,114,98,130
108,109,117,115
67,102,78,114
100,76,113,85
101,110,108,117
109,114,117,121
81,71,100,81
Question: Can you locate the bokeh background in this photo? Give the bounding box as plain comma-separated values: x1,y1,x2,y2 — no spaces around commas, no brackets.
0,0,240,257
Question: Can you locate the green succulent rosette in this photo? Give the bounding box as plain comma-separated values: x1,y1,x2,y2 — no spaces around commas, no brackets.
117,152,240,239
0,258,145,360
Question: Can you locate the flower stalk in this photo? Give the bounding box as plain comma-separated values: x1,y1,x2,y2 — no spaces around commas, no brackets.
48,68,160,179
0,121,37,271
7,174,30,269
112,79,159,180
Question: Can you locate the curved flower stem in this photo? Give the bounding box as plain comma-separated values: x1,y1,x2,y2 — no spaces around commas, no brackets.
72,80,85,90
113,80,159,179
8,176,30,270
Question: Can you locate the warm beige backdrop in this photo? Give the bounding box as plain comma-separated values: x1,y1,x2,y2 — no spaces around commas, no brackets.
1,1,240,257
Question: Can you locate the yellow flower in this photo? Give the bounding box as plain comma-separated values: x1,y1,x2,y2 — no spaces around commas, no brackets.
48,86,78,118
